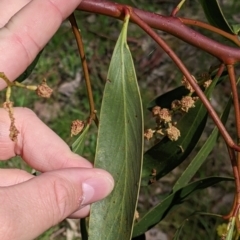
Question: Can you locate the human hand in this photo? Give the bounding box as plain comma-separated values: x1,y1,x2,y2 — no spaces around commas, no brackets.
0,1,114,239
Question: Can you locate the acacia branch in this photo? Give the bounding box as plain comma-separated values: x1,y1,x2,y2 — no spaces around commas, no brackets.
68,13,99,126
77,0,240,151
77,0,240,64
179,17,240,47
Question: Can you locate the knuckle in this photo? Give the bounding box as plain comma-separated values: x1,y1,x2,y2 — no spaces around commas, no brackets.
49,175,79,222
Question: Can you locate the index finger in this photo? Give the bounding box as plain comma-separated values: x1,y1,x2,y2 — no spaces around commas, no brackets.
0,108,92,171
0,0,83,89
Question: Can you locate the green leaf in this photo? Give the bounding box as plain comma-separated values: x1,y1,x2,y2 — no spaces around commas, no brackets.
226,217,236,240
71,124,90,155
15,50,43,82
173,227,183,240
173,212,222,239
148,86,189,110
142,106,207,186
141,78,218,186
142,102,205,186
71,123,90,240
133,177,233,237
198,0,234,34
231,24,240,35
132,234,146,240
88,15,143,240
172,95,232,192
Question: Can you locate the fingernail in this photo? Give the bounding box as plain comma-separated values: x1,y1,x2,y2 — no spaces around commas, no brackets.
81,176,114,206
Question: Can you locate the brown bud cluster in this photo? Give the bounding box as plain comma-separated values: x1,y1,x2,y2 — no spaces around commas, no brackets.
36,78,53,98
144,129,154,140
166,125,181,141
134,210,140,221
180,96,196,112
3,101,19,141
71,120,85,137
158,108,172,123
181,75,197,93
203,80,212,89
143,74,206,142
171,100,181,110
144,105,180,142
152,106,161,117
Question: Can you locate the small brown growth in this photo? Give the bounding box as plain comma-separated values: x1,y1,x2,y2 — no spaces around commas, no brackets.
203,79,212,89
166,125,180,141
71,120,85,137
171,100,181,110
36,78,53,98
134,210,140,221
3,101,19,141
181,75,197,93
192,96,199,101
144,129,154,140
180,96,195,112
156,128,164,135
152,106,161,117
158,108,172,123
151,168,157,176
178,145,184,153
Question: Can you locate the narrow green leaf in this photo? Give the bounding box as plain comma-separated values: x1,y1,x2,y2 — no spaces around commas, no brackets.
172,96,232,192
71,125,90,240
198,0,234,34
16,50,43,82
142,105,207,186
173,221,185,240
132,234,146,240
226,217,236,240
71,124,90,155
88,15,143,240
133,177,233,237
231,24,240,35
173,228,182,240
141,78,218,186
148,86,189,110
173,211,222,239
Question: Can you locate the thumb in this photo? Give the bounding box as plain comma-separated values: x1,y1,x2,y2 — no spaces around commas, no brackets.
0,168,114,240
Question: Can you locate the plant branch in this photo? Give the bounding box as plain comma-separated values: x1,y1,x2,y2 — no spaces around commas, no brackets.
77,0,240,64
68,13,99,126
126,9,240,152
223,147,240,229
76,0,240,150
179,17,240,47
171,0,186,17
227,65,240,191
227,65,240,143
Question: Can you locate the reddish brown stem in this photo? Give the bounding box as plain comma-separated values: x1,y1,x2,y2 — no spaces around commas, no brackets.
77,0,240,64
223,147,240,220
227,65,240,190
76,0,240,151
179,17,240,47
127,10,240,151
171,0,185,17
68,13,99,126
227,65,240,142
171,8,178,17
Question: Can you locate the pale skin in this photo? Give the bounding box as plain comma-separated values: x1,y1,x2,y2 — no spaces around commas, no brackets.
0,0,114,239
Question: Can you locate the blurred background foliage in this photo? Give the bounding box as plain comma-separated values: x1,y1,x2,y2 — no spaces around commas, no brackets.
0,0,240,239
